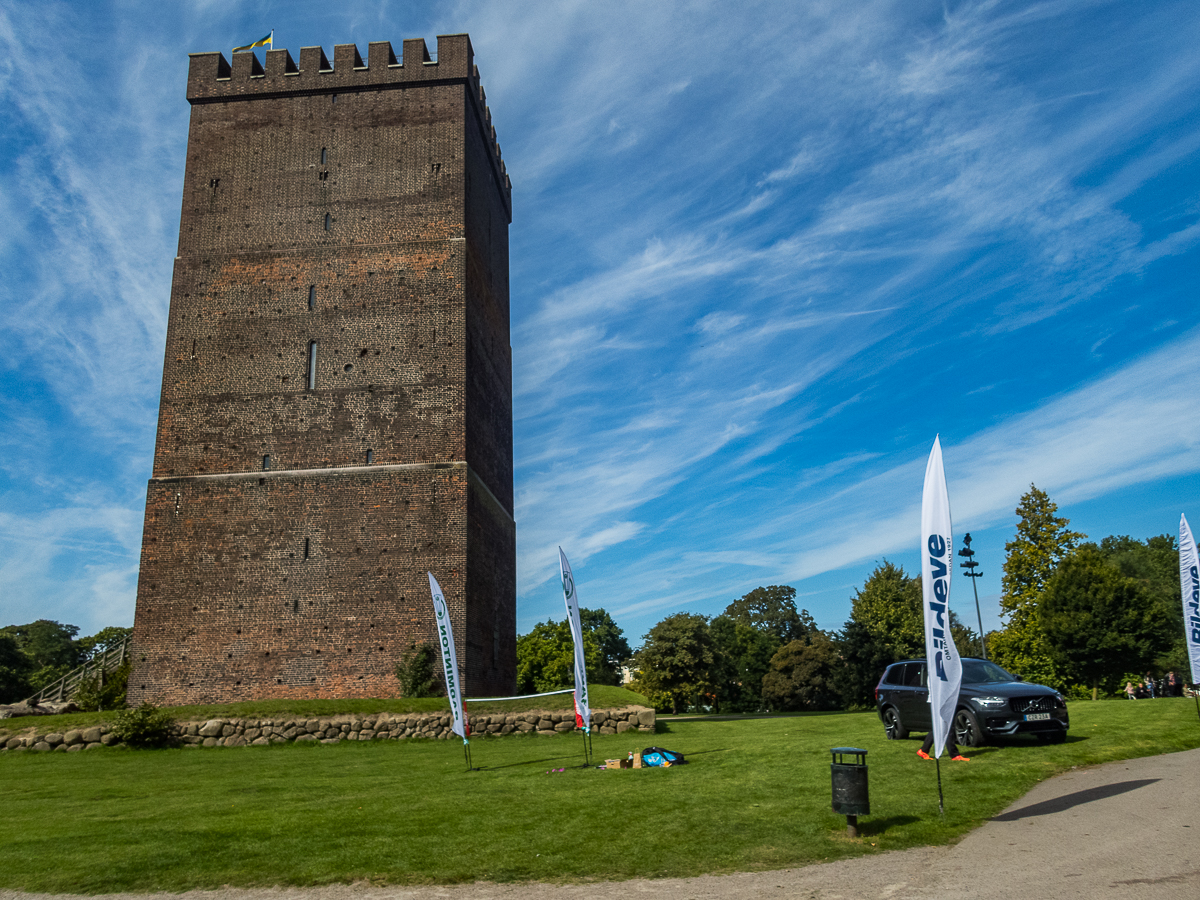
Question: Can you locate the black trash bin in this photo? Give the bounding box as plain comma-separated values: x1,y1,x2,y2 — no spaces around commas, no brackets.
830,747,869,836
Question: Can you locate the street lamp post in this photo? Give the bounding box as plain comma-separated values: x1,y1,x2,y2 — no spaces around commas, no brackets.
958,533,987,660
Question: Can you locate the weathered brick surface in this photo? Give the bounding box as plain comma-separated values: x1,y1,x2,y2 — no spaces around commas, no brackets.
130,34,514,706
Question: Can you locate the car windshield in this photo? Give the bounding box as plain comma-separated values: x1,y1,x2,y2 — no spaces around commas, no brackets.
961,660,1018,684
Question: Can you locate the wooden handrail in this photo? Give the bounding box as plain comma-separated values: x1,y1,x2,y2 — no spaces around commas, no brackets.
23,637,131,705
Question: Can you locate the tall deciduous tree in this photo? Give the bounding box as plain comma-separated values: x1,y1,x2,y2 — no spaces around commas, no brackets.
836,561,976,707
516,620,602,694
761,631,841,711
989,486,1083,688
1099,534,1186,675
75,626,133,660
0,634,33,704
1040,546,1175,699
722,585,815,644
630,613,717,714
709,615,780,712
0,620,84,692
578,608,632,685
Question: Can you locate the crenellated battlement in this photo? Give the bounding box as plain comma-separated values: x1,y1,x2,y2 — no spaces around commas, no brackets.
187,35,508,200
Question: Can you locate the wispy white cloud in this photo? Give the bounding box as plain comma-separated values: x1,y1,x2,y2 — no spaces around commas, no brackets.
3,0,1200,651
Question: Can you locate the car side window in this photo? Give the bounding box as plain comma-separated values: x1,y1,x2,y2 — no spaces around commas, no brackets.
903,663,924,687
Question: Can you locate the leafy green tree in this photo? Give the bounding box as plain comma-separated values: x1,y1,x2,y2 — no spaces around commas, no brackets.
76,626,133,660
722,585,815,644
845,561,925,657
516,620,602,694
630,613,718,714
579,608,632,685
1098,534,1185,676
0,634,34,704
989,486,1084,688
394,642,442,698
0,620,84,692
761,631,842,711
835,560,977,707
834,618,896,709
1041,546,1175,699
836,561,923,707
709,615,779,712
73,659,131,711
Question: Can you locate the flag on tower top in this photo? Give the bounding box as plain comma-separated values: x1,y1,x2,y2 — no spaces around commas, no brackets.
233,31,273,53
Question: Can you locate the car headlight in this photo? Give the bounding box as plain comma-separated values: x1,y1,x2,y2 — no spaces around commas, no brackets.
972,696,1008,709
1054,692,1066,706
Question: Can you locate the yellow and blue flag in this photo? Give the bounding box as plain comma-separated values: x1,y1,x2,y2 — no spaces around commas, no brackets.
233,31,272,53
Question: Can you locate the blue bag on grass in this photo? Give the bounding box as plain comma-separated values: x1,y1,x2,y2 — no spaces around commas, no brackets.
642,746,686,767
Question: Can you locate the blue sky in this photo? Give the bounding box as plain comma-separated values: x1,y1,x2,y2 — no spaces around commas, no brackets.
2,1,1199,651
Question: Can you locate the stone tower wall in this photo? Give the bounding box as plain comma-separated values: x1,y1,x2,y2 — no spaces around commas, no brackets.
129,34,515,706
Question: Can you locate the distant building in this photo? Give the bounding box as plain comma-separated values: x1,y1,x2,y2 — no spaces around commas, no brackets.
128,35,516,705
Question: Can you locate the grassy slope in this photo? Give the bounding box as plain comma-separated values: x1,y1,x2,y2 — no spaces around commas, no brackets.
0,685,649,738
0,698,1197,892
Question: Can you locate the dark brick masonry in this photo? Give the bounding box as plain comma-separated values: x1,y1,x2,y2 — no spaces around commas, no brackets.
128,34,516,706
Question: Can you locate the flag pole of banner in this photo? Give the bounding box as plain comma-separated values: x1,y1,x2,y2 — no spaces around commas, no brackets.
558,548,592,762
428,572,471,764
921,436,962,813
1179,514,1200,724
233,30,273,53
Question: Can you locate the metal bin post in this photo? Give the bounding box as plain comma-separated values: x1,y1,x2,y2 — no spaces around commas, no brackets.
830,747,870,837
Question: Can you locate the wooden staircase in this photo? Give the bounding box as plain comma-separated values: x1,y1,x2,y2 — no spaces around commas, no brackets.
23,637,131,704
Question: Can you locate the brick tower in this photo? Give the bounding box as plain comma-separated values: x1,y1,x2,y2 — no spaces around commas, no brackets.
128,35,515,706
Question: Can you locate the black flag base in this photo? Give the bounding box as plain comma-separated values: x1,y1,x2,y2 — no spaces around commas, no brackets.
464,741,480,772
575,727,593,768
936,756,945,817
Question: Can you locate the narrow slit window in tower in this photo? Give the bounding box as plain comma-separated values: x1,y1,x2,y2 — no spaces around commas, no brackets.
262,454,271,471
304,538,310,560
321,147,327,165
308,285,315,310
324,213,331,231
307,341,319,390
366,449,373,464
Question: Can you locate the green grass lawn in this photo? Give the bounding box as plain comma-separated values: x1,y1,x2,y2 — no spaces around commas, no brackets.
1,697,1197,893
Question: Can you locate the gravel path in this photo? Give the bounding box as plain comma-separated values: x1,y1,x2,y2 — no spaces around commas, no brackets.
3,747,1196,900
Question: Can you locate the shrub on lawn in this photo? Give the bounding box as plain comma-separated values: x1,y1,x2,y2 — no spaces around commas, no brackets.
110,702,177,747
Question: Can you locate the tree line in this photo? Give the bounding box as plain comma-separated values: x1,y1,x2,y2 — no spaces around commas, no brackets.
521,485,1186,713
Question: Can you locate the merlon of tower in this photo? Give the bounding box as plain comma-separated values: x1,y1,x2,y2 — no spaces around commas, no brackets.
187,36,510,217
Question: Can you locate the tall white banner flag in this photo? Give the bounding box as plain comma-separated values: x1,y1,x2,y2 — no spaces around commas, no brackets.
558,548,591,732
921,436,962,759
428,572,468,742
1180,515,1200,685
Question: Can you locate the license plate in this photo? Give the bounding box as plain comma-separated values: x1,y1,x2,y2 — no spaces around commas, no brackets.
1024,712,1051,721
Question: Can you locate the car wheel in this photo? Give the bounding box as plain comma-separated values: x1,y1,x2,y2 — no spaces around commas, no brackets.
882,706,908,740
953,708,984,748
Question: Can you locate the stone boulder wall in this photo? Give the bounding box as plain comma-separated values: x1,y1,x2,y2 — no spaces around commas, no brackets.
0,706,655,751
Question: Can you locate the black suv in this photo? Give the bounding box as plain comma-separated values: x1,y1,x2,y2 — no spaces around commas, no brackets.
875,658,1068,746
